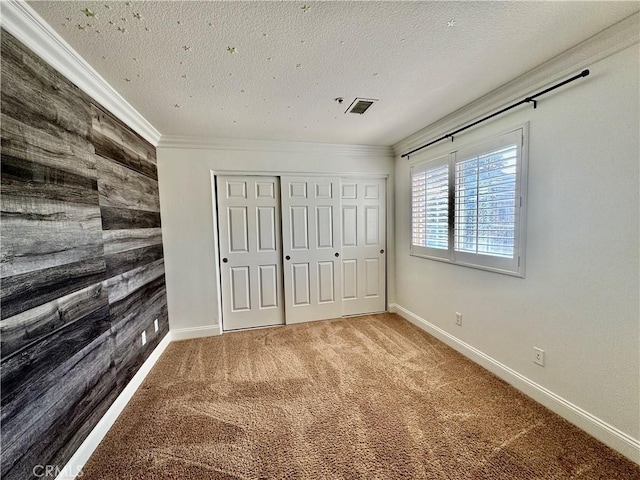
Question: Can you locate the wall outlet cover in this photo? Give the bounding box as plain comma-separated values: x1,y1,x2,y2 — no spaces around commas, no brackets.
534,347,545,366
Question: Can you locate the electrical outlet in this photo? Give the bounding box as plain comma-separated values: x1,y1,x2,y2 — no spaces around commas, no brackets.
455,312,462,326
533,347,544,366
154,318,159,332
141,331,147,346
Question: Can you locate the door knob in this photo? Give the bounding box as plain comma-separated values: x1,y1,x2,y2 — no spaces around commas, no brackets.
380,249,384,254
285,255,291,260
335,252,340,257
222,258,228,263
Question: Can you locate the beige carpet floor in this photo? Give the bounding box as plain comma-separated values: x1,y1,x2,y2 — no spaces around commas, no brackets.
82,313,640,479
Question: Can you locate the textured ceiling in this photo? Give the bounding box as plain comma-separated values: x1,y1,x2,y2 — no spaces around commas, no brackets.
28,1,639,146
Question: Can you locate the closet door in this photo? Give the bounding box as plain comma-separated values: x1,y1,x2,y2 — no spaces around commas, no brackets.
281,177,342,324
217,176,284,330
340,178,386,315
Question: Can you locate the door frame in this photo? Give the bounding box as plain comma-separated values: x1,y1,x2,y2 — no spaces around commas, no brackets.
210,169,390,333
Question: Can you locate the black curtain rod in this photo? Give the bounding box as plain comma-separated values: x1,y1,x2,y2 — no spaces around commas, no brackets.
401,69,590,159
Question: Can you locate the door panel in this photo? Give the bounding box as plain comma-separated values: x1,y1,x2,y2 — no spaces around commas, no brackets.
316,206,333,248
230,266,250,311
281,176,342,323
290,206,309,250
257,207,276,251
343,259,357,300
228,207,249,252
258,265,278,309
365,258,380,297
217,176,284,330
318,261,335,303
365,206,379,245
292,263,311,306
341,178,386,315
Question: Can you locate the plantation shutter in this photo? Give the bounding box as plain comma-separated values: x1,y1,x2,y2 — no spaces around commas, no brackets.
453,130,523,273
410,155,450,260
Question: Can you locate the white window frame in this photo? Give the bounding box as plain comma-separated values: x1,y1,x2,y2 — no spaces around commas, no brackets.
410,124,529,277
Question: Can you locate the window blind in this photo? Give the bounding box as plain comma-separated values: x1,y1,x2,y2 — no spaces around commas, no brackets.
409,126,527,276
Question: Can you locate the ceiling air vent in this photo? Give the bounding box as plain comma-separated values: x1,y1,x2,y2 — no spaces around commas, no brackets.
345,98,378,115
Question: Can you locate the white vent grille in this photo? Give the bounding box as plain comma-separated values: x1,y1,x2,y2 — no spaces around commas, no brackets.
345,98,377,115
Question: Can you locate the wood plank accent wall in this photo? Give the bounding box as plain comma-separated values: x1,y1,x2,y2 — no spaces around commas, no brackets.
0,30,169,479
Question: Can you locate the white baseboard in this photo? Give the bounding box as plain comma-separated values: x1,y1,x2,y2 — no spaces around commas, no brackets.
389,303,640,465
57,333,173,479
171,324,221,341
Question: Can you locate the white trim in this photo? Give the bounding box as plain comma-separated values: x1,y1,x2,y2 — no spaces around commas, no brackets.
0,0,161,146
211,170,389,179
158,135,393,158
393,11,640,157
209,171,225,334
389,303,640,465
56,333,172,479
171,324,221,341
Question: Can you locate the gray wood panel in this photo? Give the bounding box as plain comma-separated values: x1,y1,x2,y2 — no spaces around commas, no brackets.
0,30,170,480
105,244,164,279
1,330,117,479
100,206,161,230
1,257,106,320
103,258,165,305
91,103,156,165
1,114,96,179
1,282,108,358
1,35,92,141
1,155,99,205
92,124,157,180
1,302,111,408
103,228,163,256
0,196,105,277
96,155,161,212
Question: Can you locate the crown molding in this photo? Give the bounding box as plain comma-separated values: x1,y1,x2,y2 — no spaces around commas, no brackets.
393,11,640,157
1,0,161,146
158,135,394,158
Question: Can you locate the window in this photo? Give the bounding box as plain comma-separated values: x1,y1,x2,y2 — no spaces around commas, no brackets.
410,126,528,276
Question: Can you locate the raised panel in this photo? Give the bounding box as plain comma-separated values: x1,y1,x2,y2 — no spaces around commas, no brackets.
292,263,310,306
365,206,379,246
316,206,333,248
342,259,357,300
315,182,332,199
290,206,309,250
258,265,278,309
230,267,251,311
317,261,335,303
365,258,379,298
256,181,275,199
228,207,248,252
364,184,379,199
289,182,307,198
342,206,357,247
257,207,276,251
227,181,247,199
342,183,357,199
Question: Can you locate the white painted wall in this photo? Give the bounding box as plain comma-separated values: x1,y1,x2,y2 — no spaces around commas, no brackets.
394,43,639,455
156,141,394,333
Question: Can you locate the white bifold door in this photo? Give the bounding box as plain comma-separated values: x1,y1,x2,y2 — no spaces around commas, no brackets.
216,176,284,330
281,177,342,324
